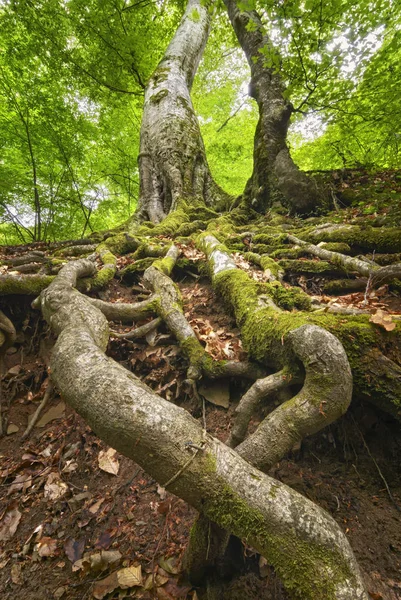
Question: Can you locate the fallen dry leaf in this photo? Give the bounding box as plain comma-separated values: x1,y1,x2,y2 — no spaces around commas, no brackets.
117,565,142,587
88,498,105,514
0,501,22,541
98,448,119,475
89,550,122,572
199,380,230,408
369,309,396,332
64,538,85,563
7,473,32,496
92,565,141,599
37,536,58,557
6,424,19,435
158,556,180,575
92,572,119,599
61,459,78,474
44,472,68,501
35,401,65,427
11,562,22,584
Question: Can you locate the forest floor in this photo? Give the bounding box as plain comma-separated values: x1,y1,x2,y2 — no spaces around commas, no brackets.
1,169,401,600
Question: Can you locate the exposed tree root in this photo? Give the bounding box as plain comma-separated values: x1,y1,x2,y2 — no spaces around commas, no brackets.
227,369,295,448
288,233,401,290
199,234,353,469
198,233,401,420
142,245,265,383
85,295,158,323
110,317,162,340
34,256,368,600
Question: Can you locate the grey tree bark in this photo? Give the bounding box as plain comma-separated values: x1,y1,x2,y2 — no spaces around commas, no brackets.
35,256,368,600
135,0,229,223
223,0,324,214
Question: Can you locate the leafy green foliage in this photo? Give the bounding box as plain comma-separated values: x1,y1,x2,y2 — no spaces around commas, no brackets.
193,12,257,194
1,0,401,243
0,0,181,242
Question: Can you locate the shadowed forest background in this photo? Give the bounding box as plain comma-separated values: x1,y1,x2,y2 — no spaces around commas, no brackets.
0,1,401,599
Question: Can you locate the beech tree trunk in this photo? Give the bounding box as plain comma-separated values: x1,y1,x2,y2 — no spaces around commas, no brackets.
224,0,323,214
135,0,229,223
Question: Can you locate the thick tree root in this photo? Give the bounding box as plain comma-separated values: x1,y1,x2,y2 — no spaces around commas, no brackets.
288,233,401,289
110,317,162,340
85,295,158,323
142,245,265,382
227,369,294,448
35,257,368,599
303,224,401,253
198,233,401,420
198,234,353,469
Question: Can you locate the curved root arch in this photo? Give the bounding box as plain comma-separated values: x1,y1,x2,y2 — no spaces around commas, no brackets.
33,254,368,599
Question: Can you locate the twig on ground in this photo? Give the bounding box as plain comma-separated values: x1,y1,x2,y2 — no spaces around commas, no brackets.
22,380,54,439
352,415,401,512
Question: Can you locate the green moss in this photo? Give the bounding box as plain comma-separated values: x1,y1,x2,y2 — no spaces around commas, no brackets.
259,256,282,278
370,253,401,266
189,7,200,21
210,266,399,398
141,221,155,228
87,266,115,290
226,242,249,252
78,240,119,291
150,89,168,104
187,207,219,221
153,254,176,276
318,242,351,253
176,220,207,237
278,259,347,275
242,251,261,264
204,481,353,600
133,244,167,259
152,66,170,85
251,244,280,255
0,274,55,295
323,279,365,294
146,208,188,237
98,250,117,267
214,269,261,326
253,233,288,246
306,226,401,253
99,234,139,256
263,282,311,311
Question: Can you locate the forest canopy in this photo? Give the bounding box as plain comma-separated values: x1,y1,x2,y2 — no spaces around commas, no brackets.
0,0,400,242
1,2,401,599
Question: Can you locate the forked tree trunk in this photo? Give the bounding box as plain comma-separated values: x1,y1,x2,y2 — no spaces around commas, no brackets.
136,0,229,223
224,0,324,214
